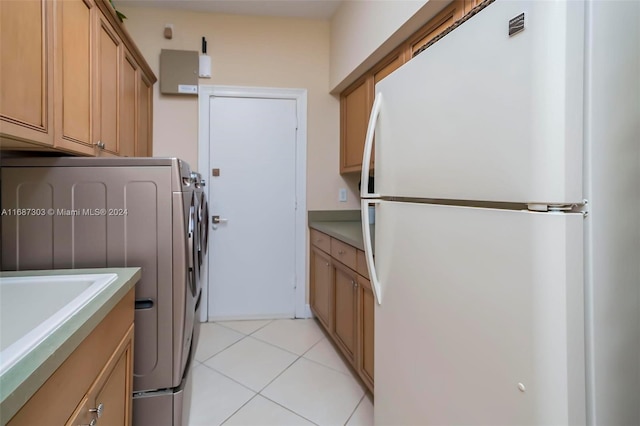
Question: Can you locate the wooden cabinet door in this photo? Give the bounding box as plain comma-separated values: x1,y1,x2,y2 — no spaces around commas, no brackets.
95,13,122,155
0,0,53,146
65,396,93,426
340,77,373,174
65,326,133,426
357,275,375,392
409,0,464,57
136,72,153,157
91,338,133,426
119,49,137,158
53,0,95,155
463,0,485,15
373,51,405,85
310,246,333,331
333,261,357,363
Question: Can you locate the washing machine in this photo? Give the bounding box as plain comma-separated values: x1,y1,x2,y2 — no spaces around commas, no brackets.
0,157,206,425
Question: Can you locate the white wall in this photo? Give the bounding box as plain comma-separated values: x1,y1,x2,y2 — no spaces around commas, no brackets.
119,6,361,210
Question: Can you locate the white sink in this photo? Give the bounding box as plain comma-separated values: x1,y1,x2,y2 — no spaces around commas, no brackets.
0,273,118,375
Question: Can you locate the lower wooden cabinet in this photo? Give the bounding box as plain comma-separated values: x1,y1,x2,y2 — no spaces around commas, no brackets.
66,328,133,426
310,229,374,394
357,275,375,391
8,289,134,426
310,246,333,331
333,262,358,363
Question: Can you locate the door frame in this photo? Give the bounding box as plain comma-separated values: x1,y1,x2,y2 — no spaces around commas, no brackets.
198,85,309,320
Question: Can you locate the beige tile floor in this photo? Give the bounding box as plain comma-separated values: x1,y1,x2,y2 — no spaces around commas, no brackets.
189,319,374,426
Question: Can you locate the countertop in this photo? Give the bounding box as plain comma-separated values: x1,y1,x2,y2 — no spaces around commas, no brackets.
0,267,141,424
308,220,374,252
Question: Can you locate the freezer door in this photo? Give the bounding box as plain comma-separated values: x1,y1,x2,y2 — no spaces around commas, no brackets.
374,201,585,425
374,0,584,204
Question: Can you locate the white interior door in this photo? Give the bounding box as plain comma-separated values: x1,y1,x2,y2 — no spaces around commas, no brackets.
208,96,297,319
373,201,585,425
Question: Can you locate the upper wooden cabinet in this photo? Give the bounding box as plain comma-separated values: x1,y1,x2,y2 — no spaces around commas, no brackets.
95,12,122,156
340,77,372,173
408,1,464,57
373,50,406,85
0,0,54,147
120,50,138,158
54,0,95,155
136,69,153,157
339,0,479,174
339,50,406,174
0,0,156,157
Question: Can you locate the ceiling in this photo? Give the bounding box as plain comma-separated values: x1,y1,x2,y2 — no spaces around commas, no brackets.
119,0,343,20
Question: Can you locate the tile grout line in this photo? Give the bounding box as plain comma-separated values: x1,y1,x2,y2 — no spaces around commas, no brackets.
254,342,361,425
197,350,261,395
257,393,321,426
196,332,247,364
300,338,361,378
245,334,316,358
218,393,261,426
213,319,274,336
197,319,360,425
343,393,366,426
194,323,250,363
200,329,320,424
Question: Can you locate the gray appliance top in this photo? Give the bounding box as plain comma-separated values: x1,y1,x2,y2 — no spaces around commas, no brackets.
0,156,187,168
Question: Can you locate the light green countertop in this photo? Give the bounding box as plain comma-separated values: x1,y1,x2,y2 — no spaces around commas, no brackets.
308,220,375,252
0,267,141,424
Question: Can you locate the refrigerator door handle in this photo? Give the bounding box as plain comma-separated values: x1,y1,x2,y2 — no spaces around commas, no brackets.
361,199,382,305
360,93,382,199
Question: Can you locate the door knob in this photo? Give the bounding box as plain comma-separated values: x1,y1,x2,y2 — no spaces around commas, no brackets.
212,215,228,224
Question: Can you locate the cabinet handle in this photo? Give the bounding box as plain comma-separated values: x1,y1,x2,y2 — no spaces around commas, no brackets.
355,282,358,289
90,403,104,418
80,419,96,426
325,262,330,267
338,250,345,255
95,141,105,149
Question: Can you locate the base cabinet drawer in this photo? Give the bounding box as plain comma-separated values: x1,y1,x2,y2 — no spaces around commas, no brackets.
310,229,331,253
330,238,357,270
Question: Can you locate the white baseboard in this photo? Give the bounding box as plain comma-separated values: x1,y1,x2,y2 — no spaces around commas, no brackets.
204,305,314,322
299,304,313,319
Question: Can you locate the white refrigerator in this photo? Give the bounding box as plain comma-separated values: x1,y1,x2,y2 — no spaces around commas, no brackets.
360,1,639,425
